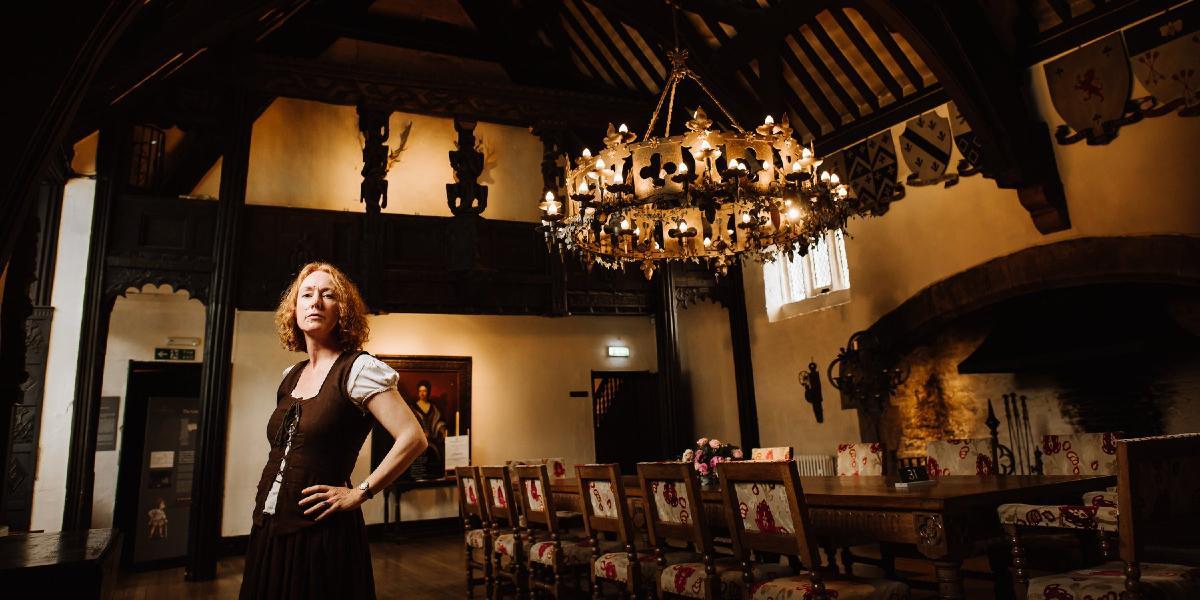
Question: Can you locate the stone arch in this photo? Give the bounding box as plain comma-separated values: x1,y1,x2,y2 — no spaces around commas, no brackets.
869,235,1200,347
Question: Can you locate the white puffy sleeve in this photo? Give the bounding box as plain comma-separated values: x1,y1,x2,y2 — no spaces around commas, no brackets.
346,354,399,413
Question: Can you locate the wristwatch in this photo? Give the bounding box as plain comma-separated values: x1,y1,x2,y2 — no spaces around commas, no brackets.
357,480,374,500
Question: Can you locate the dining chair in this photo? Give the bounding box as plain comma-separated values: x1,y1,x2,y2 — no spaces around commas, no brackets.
577,463,665,597
715,460,910,599
516,463,596,597
925,438,996,477
835,442,884,477
639,461,783,599
1004,433,1200,600
749,447,793,462
1039,432,1120,476
479,465,527,598
458,466,493,598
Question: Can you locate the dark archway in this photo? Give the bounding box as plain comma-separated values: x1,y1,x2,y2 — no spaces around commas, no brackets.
870,235,1200,347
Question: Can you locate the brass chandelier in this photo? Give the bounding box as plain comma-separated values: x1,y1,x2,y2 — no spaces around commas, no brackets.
539,43,864,279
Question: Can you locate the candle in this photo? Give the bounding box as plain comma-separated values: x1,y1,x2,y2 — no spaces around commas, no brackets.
455,410,460,436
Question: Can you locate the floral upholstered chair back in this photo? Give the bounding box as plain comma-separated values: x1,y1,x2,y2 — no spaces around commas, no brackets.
925,438,995,477
750,446,794,461
636,461,712,557
457,466,488,523
508,457,570,480
836,442,884,476
715,461,823,580
575,463,636,547
1040,432,1120,476
478,465,517,528
514,463,562,534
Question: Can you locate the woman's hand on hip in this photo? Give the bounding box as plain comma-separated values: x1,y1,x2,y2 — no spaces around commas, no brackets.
299,484,367,521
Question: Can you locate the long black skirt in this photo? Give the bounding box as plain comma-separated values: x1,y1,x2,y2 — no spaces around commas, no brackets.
239,511,375,600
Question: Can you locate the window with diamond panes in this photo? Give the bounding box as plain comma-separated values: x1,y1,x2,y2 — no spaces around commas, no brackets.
763,230,850,313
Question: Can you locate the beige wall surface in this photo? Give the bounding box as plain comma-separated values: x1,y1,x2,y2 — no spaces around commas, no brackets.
194,98,544,222
222,310,656,536
677,300,741,449
745,64,1200,457
91,288,206,529
31,178,95,532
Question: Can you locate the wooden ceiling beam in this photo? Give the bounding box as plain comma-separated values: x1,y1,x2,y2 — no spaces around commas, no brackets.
806,17,880,112
589,0,760,130
786,30,862,120
709,0,834,73
830,8,902,103
240,53,649,128
851,0,924,92
296,11,496,61
862,0,1070,233
558,0,641,92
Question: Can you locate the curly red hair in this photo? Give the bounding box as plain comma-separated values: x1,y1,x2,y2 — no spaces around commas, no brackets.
275,262,370,353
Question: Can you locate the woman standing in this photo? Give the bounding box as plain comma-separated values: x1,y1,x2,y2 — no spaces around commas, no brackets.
240,262,428,599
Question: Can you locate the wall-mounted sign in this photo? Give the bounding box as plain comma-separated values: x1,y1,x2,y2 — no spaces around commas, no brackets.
607,345,630,357
154,348,195,361
96,396,120,451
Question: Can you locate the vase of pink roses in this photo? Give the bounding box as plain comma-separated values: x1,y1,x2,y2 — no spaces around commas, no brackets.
682,437,744,487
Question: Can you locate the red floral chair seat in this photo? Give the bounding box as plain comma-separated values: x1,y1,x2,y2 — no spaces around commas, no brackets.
594,550,698,588
1082,490,1118,507
494,532,535,569
1027,561,1200,599
465,528,487,549
660,559,792,599
997,503,1118,532
748,574,910,600
527,538,619,567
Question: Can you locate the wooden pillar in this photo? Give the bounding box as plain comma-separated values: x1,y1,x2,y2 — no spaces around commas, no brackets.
185,86,251,581
63,123,127,531
654,264,686,455
725,264,760,449
1,148,68,531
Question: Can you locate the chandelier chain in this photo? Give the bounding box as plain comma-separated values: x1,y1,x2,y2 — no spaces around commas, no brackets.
664,77,679,138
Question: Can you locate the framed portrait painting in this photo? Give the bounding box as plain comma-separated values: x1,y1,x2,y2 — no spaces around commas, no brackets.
370,355,472,480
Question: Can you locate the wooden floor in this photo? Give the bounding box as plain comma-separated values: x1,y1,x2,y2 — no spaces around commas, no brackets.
113,533,998,599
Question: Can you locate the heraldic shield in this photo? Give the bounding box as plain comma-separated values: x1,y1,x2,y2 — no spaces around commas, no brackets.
826,131,903,216
900,110,958,187
1125,2,1200,117
948,102,983,177
1044,33,1135,145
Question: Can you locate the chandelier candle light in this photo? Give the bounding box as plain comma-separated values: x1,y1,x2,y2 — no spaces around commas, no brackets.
539,47,866,279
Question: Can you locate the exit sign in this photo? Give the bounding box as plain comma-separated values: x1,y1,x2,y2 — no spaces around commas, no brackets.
155,348,196,361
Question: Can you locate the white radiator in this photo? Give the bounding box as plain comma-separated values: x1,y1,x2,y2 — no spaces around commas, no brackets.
796,454,835,476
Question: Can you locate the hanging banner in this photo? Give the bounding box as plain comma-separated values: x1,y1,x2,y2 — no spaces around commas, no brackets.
1044,33,1138,144
948,102,983,177
1125,2,1200,118
900,109,958,187
826,130,904,216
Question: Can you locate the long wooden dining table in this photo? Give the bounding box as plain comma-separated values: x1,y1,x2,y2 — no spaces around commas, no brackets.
550,474,1115,599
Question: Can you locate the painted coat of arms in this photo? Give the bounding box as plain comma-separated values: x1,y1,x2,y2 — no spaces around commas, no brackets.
1125,2,1199,117
825,131,904,216
1044,33,1137,144
900,109,958,187
948,102,983,177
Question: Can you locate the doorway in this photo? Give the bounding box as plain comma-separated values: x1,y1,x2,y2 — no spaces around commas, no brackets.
591,371,664,472
114,360,202,569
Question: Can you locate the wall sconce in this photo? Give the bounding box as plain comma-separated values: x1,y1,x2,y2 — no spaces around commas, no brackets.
607,345,630,357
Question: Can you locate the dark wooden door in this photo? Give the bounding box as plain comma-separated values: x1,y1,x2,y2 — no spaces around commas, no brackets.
591,371,664,472
114,361,201,569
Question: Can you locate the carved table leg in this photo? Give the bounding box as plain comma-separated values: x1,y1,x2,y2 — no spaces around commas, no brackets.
933,558,966,600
